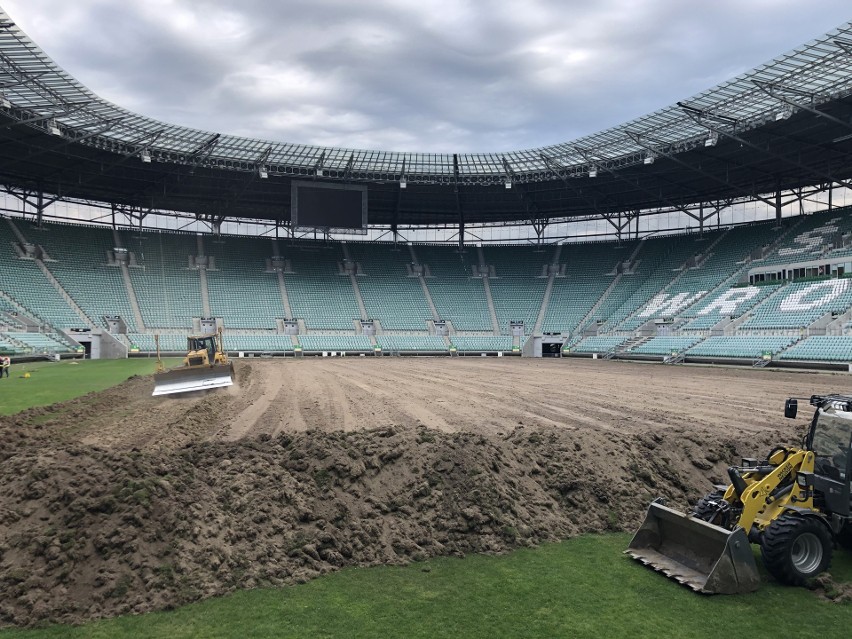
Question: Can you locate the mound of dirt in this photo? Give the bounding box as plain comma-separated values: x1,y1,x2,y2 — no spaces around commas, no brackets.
0,419,783,627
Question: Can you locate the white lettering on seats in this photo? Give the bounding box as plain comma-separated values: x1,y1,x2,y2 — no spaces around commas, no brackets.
778,279,850,312
696,286,761,316
778,220,838,257
639,291,707,318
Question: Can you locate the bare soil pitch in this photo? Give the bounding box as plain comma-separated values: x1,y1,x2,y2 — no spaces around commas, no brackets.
0,358,841,626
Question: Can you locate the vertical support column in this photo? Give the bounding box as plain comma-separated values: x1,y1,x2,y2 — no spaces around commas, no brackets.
828,183,833,211
36,186,44,228
699,202,704,235
775,188,782,223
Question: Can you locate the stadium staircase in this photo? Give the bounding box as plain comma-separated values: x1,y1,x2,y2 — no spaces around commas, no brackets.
477,246,501,335
575,239,644,334
35,260,96,328
112,229,147,332
532,244,561,335
197,236,212,318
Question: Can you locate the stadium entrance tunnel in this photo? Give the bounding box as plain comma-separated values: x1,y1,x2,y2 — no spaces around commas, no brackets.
522,335,564,357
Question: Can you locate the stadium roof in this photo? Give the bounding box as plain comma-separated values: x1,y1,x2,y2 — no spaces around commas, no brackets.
0,8,851,228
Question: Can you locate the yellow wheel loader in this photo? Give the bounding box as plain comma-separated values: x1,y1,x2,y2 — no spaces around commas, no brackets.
627,394,852,594
152,329,234,396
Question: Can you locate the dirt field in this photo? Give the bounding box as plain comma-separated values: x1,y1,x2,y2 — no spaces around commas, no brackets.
0,358,845,626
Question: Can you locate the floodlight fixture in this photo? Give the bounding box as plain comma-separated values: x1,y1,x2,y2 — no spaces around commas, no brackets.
47,118,61,136
704,132,719,147
316,168,324,177
258,166,268,178
140,148,152,163
399,178,406,189
643,153,655,165
504,178,512,189
588,166,598,178
775,108,793,121
0,94,9,109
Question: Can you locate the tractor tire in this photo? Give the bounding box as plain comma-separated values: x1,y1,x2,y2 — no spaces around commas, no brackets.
761,514,833,586
691,491,727,526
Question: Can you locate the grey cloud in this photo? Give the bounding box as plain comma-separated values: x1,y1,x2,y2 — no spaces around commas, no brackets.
3,0,850,152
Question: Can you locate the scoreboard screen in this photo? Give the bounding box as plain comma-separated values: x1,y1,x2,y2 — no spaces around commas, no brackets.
291,181,367,232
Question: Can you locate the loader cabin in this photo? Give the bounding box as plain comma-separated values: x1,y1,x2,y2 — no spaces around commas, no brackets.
786,396,852,515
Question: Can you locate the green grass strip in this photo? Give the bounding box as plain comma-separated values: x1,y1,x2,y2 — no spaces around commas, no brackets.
0,358,181,415
1,534,849,639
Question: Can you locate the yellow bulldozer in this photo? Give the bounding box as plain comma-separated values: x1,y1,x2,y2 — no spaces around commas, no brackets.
152,328,234,396
627,394,852,593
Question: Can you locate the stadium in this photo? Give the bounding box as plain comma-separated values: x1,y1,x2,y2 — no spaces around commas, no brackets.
1,3,852,636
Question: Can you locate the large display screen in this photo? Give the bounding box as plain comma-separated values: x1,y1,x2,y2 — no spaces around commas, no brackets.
291,181,368,232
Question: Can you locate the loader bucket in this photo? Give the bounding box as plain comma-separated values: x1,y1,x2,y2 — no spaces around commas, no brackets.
152,364,234,396
625,501,760,594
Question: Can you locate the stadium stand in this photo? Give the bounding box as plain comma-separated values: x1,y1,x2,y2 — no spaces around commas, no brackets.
482,245,549,334
680,284,780,330
121,230,203,329
603,234,717,332
8,211,852,366
282,242,362,330
415,245,492,332
738,279,852,330
0,221,86,329
225,334,294,352
571,335,629,354
8,332,74,353
628,336,703,355
298,335,373,352
25,222,138,331
778,335,852,362
205,235,285,329
541,242,623,335
685,336,797,359
625,222,784,330
347,242,433,330
450,336,514,352
376,335,447,352
0,334,24,354
127,333,188,352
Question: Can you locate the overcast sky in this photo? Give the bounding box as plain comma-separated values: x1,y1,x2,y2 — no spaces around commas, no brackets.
2,1,850,154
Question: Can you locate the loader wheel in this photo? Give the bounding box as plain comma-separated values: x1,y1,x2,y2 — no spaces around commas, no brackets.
691,491,728,527
761,514,833,586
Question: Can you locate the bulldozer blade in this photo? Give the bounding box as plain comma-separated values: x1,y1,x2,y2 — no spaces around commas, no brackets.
625,501,760,594
152,365,234,396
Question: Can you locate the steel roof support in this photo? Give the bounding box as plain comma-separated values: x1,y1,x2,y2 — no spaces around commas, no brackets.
752,79,852,134
187,133,220,174
833,36,852,55
313,151,325,178
576,146,699,222
690,113,852,193
0,117,121,175
503,156,542,225
539,153,610,216
343,152,355,181
0,102,90,131
627,131,779,209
